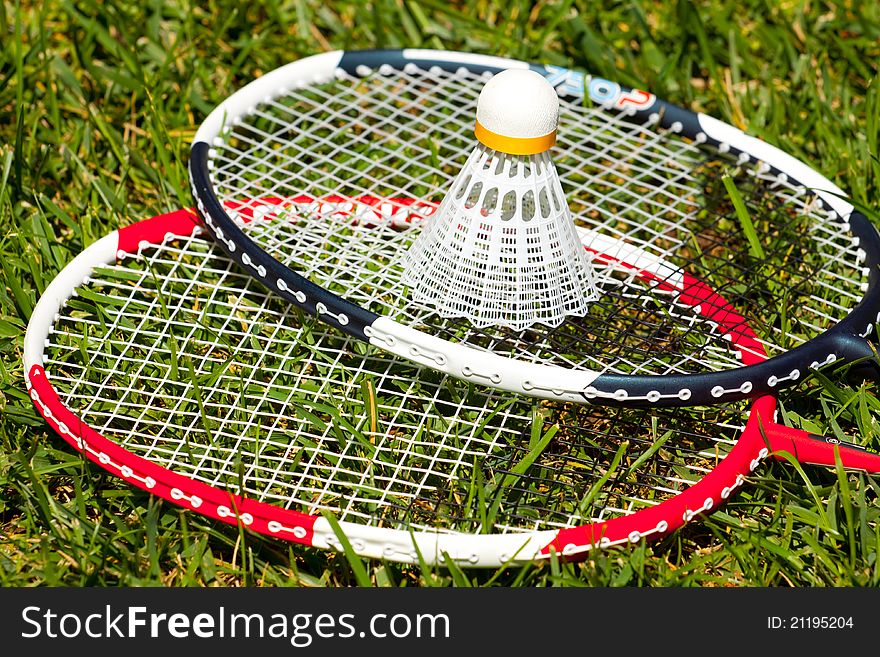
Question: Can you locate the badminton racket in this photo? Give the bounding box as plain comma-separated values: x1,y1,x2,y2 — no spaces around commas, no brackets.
24,209,880,566
188,49,880,407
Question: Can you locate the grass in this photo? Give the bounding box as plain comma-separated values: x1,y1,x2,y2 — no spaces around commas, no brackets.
1,0,879,587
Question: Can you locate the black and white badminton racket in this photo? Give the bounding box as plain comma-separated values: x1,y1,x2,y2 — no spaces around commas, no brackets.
188,49,880,407
24,209,880,566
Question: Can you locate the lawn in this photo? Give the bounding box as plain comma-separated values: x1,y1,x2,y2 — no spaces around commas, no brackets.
1,0,879,586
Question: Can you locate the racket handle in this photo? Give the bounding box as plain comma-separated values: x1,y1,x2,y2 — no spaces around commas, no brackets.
765,424,880,473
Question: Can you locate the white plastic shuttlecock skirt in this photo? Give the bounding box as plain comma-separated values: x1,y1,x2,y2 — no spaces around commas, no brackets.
401,144,599,331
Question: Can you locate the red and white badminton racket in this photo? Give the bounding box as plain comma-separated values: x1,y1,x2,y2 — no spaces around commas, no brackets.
24,209,880,566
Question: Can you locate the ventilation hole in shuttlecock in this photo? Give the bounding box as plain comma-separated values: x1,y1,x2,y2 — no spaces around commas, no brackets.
464,182,483,210
549,186,562,212
400,68,601,331
501,190,516,221
482,188,499,216
522,190,536,221
538,189,551,218
455,174,472,200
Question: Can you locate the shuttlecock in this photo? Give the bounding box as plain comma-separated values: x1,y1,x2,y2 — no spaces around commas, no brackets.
401,68,599,331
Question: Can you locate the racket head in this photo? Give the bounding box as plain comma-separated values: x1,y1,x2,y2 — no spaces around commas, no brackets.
189,49,880,407
25,209,880,567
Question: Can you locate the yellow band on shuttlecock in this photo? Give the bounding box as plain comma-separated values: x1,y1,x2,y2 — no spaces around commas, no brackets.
474,121,557,155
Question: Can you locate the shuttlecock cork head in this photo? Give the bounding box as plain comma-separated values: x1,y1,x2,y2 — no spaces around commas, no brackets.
474,68,559,155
